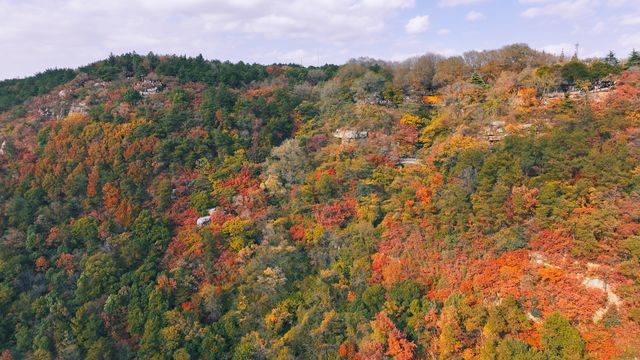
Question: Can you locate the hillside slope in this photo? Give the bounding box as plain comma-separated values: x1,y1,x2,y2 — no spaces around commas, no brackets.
1,47,640,359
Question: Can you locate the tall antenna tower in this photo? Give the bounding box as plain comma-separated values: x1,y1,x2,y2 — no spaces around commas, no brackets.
574,43,580,59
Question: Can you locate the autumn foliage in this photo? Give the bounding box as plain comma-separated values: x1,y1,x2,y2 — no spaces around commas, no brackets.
1,49,640,359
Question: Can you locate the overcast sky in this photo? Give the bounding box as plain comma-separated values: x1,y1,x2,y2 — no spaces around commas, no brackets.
1,0,640,80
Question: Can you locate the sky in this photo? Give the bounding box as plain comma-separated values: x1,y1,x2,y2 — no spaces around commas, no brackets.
1,0,640,80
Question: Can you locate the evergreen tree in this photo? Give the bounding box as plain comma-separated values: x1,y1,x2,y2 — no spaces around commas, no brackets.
604,51,619,66
471,71,487,87
540,312,586,360
628,49,640,69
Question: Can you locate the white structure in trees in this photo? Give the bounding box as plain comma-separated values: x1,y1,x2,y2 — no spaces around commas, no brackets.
333,128,368,144
398,157,422,166
196,208,220,227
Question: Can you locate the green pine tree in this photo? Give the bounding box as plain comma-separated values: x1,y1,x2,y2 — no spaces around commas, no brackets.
627,49,640,69
471,71,487,86
604,51,619,66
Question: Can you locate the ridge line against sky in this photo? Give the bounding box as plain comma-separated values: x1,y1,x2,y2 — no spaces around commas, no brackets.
1,0,639,80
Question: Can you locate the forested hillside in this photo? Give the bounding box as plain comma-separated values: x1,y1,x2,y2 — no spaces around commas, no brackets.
2,45,640,359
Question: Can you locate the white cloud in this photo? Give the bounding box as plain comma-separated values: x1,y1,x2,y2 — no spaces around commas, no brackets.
359,0,415,9
440,48,459,56
607,0,633,6
466,11,485,21
0,0,419,79
621,13,640,25
587,50,604,58
522,0,629,6
437,28,451,35
540,43,573,55
438,0,485,6
389,52,422,61
518,0,552,3
390,47,458,61
0,0,416,43
253,48,314,65
619,32,640,49
521,0,595,19
592,21,605,33
405,15,430,34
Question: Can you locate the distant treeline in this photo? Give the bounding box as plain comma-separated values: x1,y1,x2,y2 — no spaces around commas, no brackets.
2,46,638,114
0,69,76,113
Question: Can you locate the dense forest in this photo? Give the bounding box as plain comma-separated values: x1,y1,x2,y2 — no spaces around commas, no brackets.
2,44,640,359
